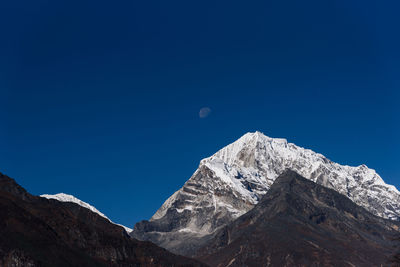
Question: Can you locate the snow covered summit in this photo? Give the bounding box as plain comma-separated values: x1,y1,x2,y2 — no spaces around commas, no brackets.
132,131,400,254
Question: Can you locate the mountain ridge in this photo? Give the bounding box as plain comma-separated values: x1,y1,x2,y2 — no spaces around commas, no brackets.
195,170,400,266
40,193,132,233
132,131,400,255
0,171,206,267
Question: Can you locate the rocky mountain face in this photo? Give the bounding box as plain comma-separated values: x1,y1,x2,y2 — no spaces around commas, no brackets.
132,131,400,255
195,170,400,267
0,172,206,267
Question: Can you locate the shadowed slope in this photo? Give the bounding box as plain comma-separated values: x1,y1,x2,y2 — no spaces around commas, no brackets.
196,170,400,267
0,172,206,267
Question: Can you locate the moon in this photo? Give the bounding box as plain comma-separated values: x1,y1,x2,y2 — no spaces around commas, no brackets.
199,107,211,118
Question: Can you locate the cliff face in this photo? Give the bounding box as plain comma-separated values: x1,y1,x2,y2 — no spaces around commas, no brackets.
196,170,400,267
0,172,206,267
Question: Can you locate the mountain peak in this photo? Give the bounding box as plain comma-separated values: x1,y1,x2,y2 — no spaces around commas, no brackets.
241,130,270,141
40,193,132,233
0,173,205,266
202,131,273,165
132,133,400,255
40,193,108,219
269,169,303,185
196,170,400,266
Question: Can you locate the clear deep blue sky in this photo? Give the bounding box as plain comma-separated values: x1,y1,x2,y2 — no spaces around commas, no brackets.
1,0,399,228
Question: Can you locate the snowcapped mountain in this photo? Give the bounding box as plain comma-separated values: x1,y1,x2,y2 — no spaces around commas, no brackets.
132,131,400,255
41,193,132,233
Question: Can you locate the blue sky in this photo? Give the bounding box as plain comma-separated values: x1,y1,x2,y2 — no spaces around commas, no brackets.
1,0,399,228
